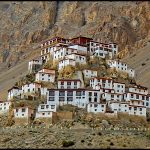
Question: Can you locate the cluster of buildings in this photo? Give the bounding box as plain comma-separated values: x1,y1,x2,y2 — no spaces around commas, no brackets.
0,36,149,126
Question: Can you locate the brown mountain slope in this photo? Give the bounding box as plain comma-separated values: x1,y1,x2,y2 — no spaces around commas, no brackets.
122,43,150,91
0,1,150,65
0,48,40,100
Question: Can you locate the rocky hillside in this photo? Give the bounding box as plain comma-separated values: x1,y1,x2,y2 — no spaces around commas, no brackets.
0,1,150,64
0,1,150,98
123,43,150,92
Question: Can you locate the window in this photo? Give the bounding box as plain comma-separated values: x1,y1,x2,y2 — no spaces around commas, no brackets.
146,102,149,106
125,105,127,107
129,107,131,110
16,109,18,112
42,74,44,76
61,81,64,85
134,107,137,111
74,81,77,85
76,91,81,96
101,105,104,107
67,82,71,85
49,97,54,101
67,91,73,96
142,96,145,100
22,114,24,116
89,92,92,96
46,105,49,108
67,97,73,101
51,105,55,109
49,91,55,96
41,105,45,109
22,108,26,112
59,97,65,101
139,108,142,111
42,113,45,116
131,94,134,98
94,104,98,107
111,95,114,98
136,95,139,99
104,48,107,51
89,97,92,102
28,89,30,92
94,98,97,102
94,92,97,97
59,91,65,96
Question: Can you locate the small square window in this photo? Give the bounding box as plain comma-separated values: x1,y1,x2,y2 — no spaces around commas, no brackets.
94,104,98,107
22,108,26,112
41,105,45,109
51,105,55,109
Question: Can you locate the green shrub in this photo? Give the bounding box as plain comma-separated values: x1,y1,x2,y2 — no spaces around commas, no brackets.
98,132,102,136
62,140,75,147
110,142,114,146
81,140,85,143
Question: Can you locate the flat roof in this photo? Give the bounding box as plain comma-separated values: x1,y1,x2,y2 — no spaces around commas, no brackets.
70,36,93,40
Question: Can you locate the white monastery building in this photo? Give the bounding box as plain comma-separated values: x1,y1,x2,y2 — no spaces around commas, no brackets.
14,107,34,118
28,59,43,73
106,60,135,78
0,101,12,114
35,69,55,82
35,104,56,118
83,69,98,78
8,86,22,100
22,82,41,94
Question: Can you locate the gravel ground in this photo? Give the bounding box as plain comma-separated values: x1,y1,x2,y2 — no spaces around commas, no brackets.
0,127,150,149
